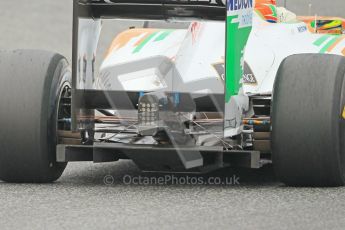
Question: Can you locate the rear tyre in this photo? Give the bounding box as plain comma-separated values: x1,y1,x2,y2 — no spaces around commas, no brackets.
0,50,71,183
272,54,345,186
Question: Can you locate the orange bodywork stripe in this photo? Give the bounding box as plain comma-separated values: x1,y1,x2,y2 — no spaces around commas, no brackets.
327,36,345,52
105,29,157,58
133,30,157,46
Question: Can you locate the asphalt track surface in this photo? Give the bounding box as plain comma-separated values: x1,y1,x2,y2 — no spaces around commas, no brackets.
0,1,345,229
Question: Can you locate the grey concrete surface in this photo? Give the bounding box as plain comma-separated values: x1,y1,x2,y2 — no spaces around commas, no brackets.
0,1,345,230
277,0,345,18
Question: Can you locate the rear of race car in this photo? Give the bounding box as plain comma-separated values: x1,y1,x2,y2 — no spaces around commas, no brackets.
1,0,345,186
65,0,264,173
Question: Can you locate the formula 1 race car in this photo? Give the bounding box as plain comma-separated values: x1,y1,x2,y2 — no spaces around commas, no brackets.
1,0,345,186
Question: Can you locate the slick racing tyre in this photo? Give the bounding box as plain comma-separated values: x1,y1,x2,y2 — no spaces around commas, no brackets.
0,50,71,183
272,54,345,186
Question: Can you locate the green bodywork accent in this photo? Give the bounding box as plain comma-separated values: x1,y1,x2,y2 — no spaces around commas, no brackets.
133,30,174,54
225,15,253,102
133,31,159,53
154,30,174,42
320,36,340,53
268,4,277,18
313,34,343,53
313,35,331,46
255,4,276,22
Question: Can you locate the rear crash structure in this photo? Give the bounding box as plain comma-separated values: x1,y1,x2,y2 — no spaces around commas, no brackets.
1,0,345,186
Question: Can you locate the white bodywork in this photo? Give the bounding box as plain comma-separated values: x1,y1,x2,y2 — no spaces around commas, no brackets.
98,22,225,97
245,15,345,94
98,11,345,96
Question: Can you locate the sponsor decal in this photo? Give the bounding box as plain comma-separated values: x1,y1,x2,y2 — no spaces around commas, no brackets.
225,0,253,101
224,0,253,137
227,0,253,11
243,73,257,84
213,61,256,85
297,26,307,33
227,0,253,28
242,62,257,85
